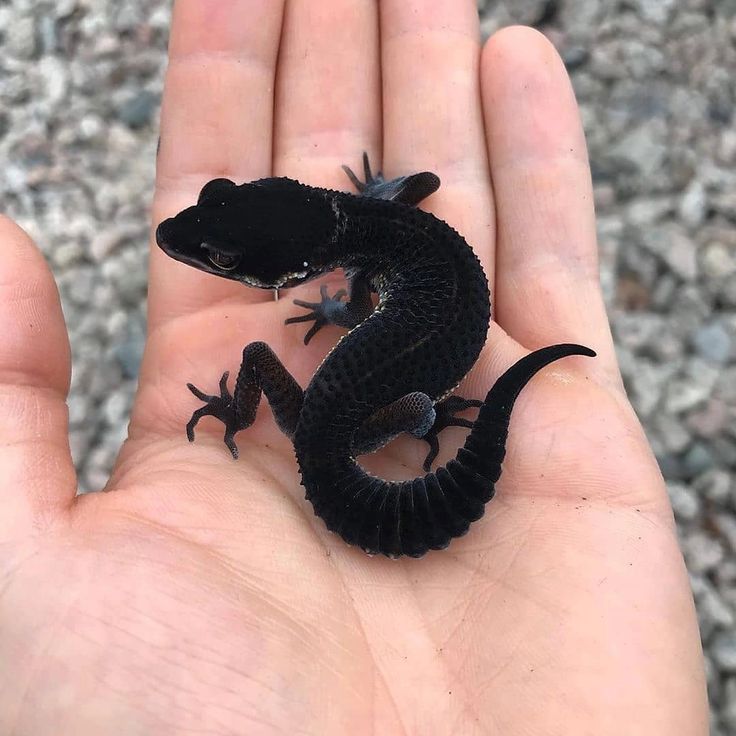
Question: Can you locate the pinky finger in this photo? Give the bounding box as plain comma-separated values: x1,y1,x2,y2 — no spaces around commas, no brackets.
0,217,76,540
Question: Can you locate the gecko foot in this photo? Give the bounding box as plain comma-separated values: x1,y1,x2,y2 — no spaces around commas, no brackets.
186,371,243,459
342,151,440,206
285,284,347,345
420,395,483,472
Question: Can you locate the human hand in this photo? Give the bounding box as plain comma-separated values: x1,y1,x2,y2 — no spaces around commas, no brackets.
0,1,707,733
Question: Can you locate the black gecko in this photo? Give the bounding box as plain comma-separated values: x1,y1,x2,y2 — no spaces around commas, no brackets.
155,154,595,558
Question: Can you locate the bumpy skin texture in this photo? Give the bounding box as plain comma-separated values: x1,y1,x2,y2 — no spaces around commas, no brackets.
156,160,594,557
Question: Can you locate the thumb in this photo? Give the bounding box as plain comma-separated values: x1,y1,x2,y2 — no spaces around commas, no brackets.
0,216,76,541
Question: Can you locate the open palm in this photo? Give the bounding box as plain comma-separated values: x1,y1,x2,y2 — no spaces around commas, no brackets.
0,2,707,734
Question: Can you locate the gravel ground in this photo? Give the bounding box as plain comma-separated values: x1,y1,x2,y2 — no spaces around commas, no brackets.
1,0,734,730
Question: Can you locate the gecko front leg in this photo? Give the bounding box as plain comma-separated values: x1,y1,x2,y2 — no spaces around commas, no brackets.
186,341,303,457
285,277,374,345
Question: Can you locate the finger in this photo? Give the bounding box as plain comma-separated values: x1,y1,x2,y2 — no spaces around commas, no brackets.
481,27,620,386
380,0,495,280
273,1,380,187
0,218,76,540
150,0,286,329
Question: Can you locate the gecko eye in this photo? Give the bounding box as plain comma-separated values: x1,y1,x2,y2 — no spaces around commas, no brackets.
206,249,241,271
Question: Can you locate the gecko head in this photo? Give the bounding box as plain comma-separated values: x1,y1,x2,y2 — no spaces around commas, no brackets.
155,177,338,289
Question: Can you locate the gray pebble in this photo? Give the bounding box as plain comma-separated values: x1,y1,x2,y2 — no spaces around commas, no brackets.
724,678,736,732
667,481,701,521
665,359,719,414
6,14,39,59
693,576,735,638
610,123,668,181
682,442,718,478
640,223,699,281
693,470,734,506
629,0,677,23
679,180,708,228
683,532,725,574
102,389,130,427
119,90,160,129
693,322,732,364
713,631,736,674
716,514,736,553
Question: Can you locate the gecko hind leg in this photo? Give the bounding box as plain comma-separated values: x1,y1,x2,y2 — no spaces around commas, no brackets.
186,341,303,458
352,392,436,457
351,393,482,472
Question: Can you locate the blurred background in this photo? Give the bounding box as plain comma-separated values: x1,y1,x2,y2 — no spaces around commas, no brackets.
0,0,734,730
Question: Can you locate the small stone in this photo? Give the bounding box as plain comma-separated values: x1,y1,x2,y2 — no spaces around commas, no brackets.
114,317,146,379
679,180,707,228
610,123,668,181
52,242,85,269
118,90,160,129
713,631,736,673
38,56,70,107
702,242,736,279
562,45,589,70
687,399,730,438
654,415,691,453
693,470,734,505
102,390,130,427
665,359,719,414
716,514,736,553
6,15,39,59
656,453,685,481
683,532,725,574
716,561,736,588
692,322,733,363
626,197,673,225
697,580,735,638
105,310,128,339
629,0,677,23
622,358,673,418
593,183,616,210
716,367,736,403
69,429,92,471
79,114,104,140
55,0,78,18
724,678,736,732
616,274,651,310
650,274,678,313
705,653,723,708
666,481,700,521
149,6,172,30
89,226,136,262
711,438,736,470
719,130,736,163
640,224,699,281
682,443,717,478
67,394,91,425
39,15,58,54
64,267,96,306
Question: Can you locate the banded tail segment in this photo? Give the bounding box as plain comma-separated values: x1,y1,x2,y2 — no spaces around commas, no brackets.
310,344,596,558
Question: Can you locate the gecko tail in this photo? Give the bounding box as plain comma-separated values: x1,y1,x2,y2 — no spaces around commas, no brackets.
311,344,595,558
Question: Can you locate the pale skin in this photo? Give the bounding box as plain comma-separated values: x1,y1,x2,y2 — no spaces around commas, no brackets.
0,1,707,734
